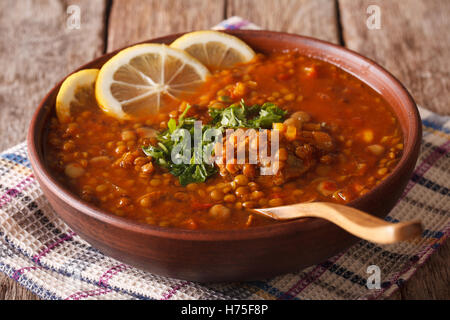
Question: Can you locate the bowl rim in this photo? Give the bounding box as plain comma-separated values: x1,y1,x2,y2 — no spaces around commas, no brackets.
27,29,421,241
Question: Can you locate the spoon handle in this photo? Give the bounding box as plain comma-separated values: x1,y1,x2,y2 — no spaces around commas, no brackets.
255,202,423,244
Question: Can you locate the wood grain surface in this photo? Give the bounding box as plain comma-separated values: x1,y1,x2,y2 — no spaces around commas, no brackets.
107,0,225,51
339,0,450,115
227,0,340,44
0,0,107,300
0,0,448,300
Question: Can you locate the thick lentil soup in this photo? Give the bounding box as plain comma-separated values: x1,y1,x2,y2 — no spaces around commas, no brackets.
45,50,403,230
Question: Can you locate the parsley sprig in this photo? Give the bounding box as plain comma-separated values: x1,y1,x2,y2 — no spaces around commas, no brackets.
142,100,287,185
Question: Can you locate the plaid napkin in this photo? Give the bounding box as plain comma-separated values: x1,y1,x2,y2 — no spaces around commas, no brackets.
0,17,449,300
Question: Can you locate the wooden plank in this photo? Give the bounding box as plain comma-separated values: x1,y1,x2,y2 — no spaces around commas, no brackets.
399,241,450,299
339,0,450,299
227,0,340,43
339,0,450,115
107,0,226,51
0,0,107,300
0,0,106,151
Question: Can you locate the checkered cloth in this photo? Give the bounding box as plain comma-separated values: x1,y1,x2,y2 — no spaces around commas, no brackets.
0,17,449,300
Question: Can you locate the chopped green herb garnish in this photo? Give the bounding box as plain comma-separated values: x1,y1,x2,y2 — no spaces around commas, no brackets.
209,99,287,129
143,100,287,185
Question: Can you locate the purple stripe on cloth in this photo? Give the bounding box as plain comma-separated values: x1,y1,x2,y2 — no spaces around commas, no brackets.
66,287,111,300
12,266,43,281
224,20,249,30
0,175,34,208
32,231,76,264
400,140,450,198
98,264,128,287
161,281,190,300
65,263,129,300
279,252,344,299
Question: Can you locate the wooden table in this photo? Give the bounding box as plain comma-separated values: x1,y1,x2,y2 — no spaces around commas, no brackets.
0,0,448,300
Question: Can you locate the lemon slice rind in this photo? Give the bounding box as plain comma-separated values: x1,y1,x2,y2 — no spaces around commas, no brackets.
55,69,99,123
170,30,256,69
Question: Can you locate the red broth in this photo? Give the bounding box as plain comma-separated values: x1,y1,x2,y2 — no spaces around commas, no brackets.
45,51,403,230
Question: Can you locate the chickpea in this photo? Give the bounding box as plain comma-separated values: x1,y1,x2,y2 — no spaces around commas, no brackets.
268,198,283,207
210,189,224,201
174,192,188,201
197,189,206,197
235,186,250,197
290,111,311,123
95,184,109,193
90,156,111,167
186,183,199,192
283,117,301,128
121,130,137,141
64,163,85,178
242,164,256,178
377,168,388,176
115,145,127,155
79,159,88,168
224,194,236,203
242,201,256,209
63,140,76,152
222,186,232,194
209,204,231,220
258,198,268,207
248,182,258,189
234,174,249,186
367,144,385,157
251,190,264,200
139,196,152,208
361,129,374,143
150,179,161,187
232,82,247,97
136,127,157,139
272,186,282,192
210,102,225,109
284,93,295,101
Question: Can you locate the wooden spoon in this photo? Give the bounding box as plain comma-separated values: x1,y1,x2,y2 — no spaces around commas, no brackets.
253,202,422,244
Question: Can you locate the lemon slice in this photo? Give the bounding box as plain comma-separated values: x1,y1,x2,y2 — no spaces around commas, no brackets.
170,30,256,70
95,44,210,119
56,69,99,123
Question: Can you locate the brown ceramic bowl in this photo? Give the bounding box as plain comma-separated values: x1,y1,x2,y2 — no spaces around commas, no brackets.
27,30,421,282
